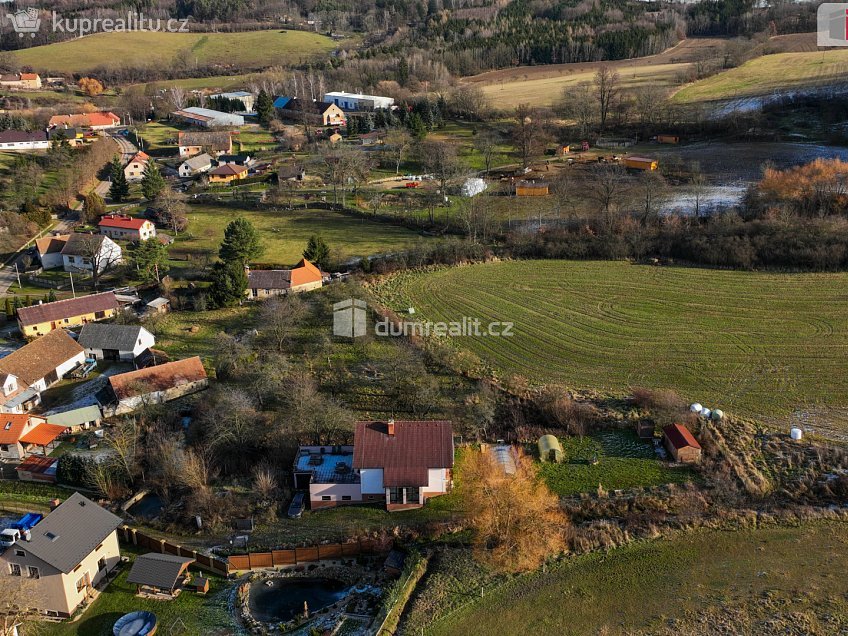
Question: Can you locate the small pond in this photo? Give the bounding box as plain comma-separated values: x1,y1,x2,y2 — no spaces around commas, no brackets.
127,494,163,520
249,578,350,623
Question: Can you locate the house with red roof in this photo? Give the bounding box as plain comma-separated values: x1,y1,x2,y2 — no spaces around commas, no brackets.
246,258,323,300
0,414,68,460
98,214,156,242
353,420,454,511
48,112,120,131
123,151,150,182
662,423,702,463
0,72,42,89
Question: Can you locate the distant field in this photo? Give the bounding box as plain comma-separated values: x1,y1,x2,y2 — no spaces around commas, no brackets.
14,30,338,74
673,48,848,103
176,205,438,266
382,261,848,427
428,522,848,635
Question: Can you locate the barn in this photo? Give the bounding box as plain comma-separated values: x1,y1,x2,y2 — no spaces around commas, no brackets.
662,423,701,463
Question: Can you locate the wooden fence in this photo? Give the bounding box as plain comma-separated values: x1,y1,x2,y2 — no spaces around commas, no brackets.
117,526,230,576
226,538,388,573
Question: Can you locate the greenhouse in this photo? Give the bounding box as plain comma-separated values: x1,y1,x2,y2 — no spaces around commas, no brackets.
538,435,563,463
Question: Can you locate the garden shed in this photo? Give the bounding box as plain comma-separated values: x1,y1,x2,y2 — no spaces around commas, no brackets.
538,435,563,463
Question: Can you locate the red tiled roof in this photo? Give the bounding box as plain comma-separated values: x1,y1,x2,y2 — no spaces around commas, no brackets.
290,259,322,287
20,73,39,81
0,415,47,445
16,292,119,327
662,423,701,450
20,423,68,446
353,420,453,487
98,214,149,230
107,357,207,400
127,151,150,164
48,112,120,128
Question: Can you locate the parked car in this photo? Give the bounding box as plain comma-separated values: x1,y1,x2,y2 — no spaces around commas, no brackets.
287,492,305,519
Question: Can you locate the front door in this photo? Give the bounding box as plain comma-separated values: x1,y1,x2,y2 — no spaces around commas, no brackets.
44,369,58,386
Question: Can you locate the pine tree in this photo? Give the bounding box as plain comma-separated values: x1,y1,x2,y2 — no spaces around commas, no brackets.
47,289,57,302
5,297,12,318
256,89,275,126
141,160,166,200
209,260,248,308
82,192,105,224
109,156,129,203
303,234,330,269
131,239,169,283
219,217,264,265
397,57,409,87
408,113,427,140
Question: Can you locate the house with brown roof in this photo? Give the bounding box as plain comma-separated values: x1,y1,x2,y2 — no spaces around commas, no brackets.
246,259,323,299
0,330,86,413
61,234,122,275
98,214,156,242
0,492,122,618
99,356,208,415
16,291,120,338
208,163,248,184
178,131,233,158
0,414,68,460
353,420,454,511
0,130,50,151
277,98,346,126
0,72,42,89
123,151,150,182
35,234,70,270
47,112,120,131
662,423,702,463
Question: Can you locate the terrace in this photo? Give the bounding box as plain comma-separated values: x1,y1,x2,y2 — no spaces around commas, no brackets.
293,446,359,486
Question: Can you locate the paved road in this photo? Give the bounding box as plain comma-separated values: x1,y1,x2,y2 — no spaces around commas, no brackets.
0,132,138,296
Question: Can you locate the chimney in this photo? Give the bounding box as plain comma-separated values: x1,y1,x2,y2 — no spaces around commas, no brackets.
49,498,61,510
387,419,395,436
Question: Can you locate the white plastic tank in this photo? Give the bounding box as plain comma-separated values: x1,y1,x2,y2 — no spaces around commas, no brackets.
790,427,803,441
711,409,724,421
699,407,711,418
690,403,702,413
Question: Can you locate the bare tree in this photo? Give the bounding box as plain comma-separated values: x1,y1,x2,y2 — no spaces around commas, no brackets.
593,66,620,131
421,140,463,222
168,86,188,110
559,82,595,138
449,85,491,120
260,294,307,353
68,234,121,290
473,129,500,176
456,194,494,244
637,171,669,224
383,128,412,174
152,188,189,235
106,418,142,485
586,164,631,229
512,104,550,169
2,574,44,636
689,161,708,217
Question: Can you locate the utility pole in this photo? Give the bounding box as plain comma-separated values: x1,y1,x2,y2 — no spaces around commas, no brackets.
14,262,20,289
69,271,76,298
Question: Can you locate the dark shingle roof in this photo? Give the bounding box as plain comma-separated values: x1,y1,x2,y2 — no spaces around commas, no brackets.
127,553,195,590
60,233,106,257
78,324,148,352
23,492,122,573
247,269,291,290
353,421,454,487
17,292,119,327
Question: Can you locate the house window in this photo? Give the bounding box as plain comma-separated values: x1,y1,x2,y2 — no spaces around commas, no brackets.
75,576,86,593
321,496,331,501
389,487,403,504
95,543,103,551
0,444,8,452
98,557,107,571
28,566,39,579
342,495,352,501
406,487,420,504
15,550,25,557
94,311,105,319
9,564,21,576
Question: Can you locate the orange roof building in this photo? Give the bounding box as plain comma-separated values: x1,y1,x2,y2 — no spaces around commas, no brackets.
47,111,120,130
102,357,209,415
662,423,701,464
0,414,67,460
246,258,324,300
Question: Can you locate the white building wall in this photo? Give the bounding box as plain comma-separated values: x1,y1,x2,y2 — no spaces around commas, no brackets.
425,468,450,495
309,482,362,504
359,468,384,494
39,252,64,270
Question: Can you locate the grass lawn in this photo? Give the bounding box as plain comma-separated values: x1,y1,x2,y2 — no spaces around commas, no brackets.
380,261,848,427
38,555,236,636
150,305,252,359
536,430,694,495
673,49,848,103
15,30,339,74
428,521,848,635
174,204,439,266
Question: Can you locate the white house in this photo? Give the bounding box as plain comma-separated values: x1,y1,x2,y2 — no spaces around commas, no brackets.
352,420,454,511
98,214,156,242
208,91,255,112
323,91,395,111
0,330,86,414
77,324,155,363
123,151,149,182
0,130,50,151
61,234,122,274
178,153,213,177
171,107,244,128
34,234,70,270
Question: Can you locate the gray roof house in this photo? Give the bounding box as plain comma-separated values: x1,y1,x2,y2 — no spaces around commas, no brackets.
77,324,155,363
44,405,102,431
127,553,195,595
178,152,213,178
0,492,123,617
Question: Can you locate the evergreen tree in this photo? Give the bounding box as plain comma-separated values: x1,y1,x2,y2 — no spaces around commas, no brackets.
408,113,427,140
219,217,264,265
131,239,170,283
397,57,409,87
47,289,57,302
82,192,105,224
303,234,330,269
109,156,129,203
141,160,166,200
209,260,248,308
5,297,12,318
256,89,275,126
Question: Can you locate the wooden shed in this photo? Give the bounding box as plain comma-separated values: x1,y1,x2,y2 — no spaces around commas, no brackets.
516,180,549,196
623,156,659,171
657,134,680,144
662,423,701,463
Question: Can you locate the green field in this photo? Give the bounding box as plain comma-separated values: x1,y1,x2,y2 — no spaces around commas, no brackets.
14,29,338,74
536,430,694,495
381,261,848,426
426,522,848,635
175,205,439,266
673,49,848,103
